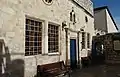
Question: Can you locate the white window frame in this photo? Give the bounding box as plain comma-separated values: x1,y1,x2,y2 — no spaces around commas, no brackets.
25,16,44,56
48,22,60,55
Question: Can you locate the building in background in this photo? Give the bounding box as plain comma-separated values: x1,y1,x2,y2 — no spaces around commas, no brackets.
91,6,119,66
94,6,118,35
0,0,94,77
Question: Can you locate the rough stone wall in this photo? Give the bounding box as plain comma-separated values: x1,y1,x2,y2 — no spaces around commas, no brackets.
0,0,94,77
104,34,120,64
93,33,120,64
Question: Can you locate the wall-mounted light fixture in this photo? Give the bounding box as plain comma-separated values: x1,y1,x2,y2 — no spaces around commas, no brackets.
80,28,84,32
62,21,67,30
80,26,85,32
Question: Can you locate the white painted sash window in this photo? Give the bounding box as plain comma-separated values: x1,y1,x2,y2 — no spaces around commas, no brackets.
25,18,42,56
48,24,59,53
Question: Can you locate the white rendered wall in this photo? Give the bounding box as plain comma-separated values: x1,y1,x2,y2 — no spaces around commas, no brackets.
106,10,118,33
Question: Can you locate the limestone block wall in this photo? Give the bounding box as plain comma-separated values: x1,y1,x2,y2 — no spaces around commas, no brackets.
0,0,94,77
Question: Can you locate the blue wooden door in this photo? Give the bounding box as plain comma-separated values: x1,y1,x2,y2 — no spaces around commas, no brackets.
70,39,77,69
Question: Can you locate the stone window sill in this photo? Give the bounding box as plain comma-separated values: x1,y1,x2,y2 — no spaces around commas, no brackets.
24,52,60,57
48,52,60,56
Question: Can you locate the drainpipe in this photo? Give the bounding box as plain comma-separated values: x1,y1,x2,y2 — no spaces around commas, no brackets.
77,31,80,68
65,28,68,66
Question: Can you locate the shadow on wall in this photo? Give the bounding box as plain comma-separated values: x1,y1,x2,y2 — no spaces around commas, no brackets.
0,39,24,77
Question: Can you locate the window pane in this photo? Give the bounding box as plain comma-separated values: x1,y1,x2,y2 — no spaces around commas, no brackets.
31,26,34,30
31,20,34,25
25,42,29,46
34,32,38,36
26,31,29,35
34,42,38,46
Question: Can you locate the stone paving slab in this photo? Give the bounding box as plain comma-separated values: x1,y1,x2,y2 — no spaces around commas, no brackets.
69,64,120,77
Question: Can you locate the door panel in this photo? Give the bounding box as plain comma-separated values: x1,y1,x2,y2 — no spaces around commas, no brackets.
70,39,77,69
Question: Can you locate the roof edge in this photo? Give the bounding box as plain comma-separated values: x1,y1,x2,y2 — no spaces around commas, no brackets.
94,6,108,11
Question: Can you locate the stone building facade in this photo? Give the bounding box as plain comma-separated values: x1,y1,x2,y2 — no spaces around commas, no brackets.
0,0,94,77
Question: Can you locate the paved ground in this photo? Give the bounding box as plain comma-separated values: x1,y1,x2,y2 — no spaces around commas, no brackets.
70,64,120,77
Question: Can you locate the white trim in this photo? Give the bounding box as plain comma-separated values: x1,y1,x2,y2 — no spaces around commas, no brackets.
48,22,60,54
25,54,42,58
25,15,44,22
25,16,44,56
42,20,48,54
48,22,60,26
48,52,60,56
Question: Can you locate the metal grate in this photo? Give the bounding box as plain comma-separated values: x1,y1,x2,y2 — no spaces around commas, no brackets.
48,24,59,53
25,18,42,56
82,32,85,49
87,33,90,48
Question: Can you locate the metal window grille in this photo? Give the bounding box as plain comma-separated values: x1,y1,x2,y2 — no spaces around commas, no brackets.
82,32,85,49
87,33,90,48
48,24,59,53
25,18,42,56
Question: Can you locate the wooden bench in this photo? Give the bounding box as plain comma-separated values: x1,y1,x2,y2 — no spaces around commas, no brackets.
37,61,71,77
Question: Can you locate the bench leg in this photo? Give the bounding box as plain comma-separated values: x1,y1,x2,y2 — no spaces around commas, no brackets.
63,72,70,77
69,73,71,77
67,74,70,77
66,72,70,77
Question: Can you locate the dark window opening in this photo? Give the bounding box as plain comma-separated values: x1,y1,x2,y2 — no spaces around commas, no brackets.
85,16,88,23
87,33,90,48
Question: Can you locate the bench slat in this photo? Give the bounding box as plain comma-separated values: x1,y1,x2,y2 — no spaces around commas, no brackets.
37,61,71,77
